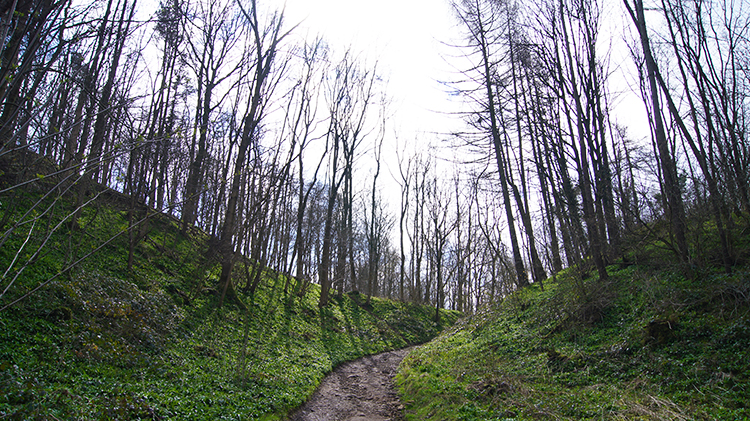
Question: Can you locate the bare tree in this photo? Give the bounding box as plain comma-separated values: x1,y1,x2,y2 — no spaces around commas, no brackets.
394,142,413,302
317,52,378,308
624,0,689,264
216,0,291,308
365,99,387,304
452,0,529,287
624,0,750,271
285,38,327,295
181,0,246,231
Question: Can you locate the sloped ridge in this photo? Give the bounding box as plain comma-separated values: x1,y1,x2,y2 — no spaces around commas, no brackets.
397,266,750,419
0,185,459,420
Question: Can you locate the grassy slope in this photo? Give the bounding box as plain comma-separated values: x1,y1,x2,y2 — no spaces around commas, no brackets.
397,263,750,420
0,181,460,420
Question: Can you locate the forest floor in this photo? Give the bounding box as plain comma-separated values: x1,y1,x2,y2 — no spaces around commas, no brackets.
289,347,411,421
0,173,461,420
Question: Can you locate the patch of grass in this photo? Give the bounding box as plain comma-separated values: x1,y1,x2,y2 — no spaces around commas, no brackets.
397,265,750,420
0,185,457,420
348,291,461,345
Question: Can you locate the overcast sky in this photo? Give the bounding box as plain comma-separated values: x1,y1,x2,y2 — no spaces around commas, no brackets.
271,0,466,143
262,0,649,195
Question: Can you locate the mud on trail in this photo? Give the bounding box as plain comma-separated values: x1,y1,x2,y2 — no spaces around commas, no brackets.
289,347,412,421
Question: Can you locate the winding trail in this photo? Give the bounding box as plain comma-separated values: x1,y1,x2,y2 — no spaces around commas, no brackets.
289,347,411,421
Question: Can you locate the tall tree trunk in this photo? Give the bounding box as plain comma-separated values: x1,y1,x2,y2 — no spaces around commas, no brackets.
624,0,689,264
89,0,135,184
217,0,286,307
318,177,337,308
558,0,608,280
474,9,527,287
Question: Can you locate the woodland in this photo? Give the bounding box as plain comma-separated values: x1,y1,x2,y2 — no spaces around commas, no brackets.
0,0,749,418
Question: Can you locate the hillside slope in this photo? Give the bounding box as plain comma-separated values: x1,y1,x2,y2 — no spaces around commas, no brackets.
0,179,460,420
397,264,749,420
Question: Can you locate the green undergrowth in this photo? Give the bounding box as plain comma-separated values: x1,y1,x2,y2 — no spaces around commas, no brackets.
0,180,459,420
397,264,750,420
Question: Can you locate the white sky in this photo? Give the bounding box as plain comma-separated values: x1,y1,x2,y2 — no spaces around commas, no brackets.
271,0,465,143
267,0,650,154
263,0,471,213
262,0,651,211
252,0,667,264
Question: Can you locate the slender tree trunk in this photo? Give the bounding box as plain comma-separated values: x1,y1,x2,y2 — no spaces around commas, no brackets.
625,0,689,264
475,12,527,287
318,178,337,307
558,0,608,280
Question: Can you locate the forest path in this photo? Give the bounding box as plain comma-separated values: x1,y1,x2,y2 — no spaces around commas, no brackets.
289,347,411,421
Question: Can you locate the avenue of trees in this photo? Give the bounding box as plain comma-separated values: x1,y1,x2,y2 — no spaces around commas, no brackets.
0,0,748,314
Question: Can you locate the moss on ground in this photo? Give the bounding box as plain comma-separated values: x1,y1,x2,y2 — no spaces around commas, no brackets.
0,185,459,420
397,265,750,420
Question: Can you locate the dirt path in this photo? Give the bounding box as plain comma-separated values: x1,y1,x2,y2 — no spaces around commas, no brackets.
289,347,412,421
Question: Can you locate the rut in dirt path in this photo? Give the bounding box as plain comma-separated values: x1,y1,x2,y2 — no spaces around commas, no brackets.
289,347,412,421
